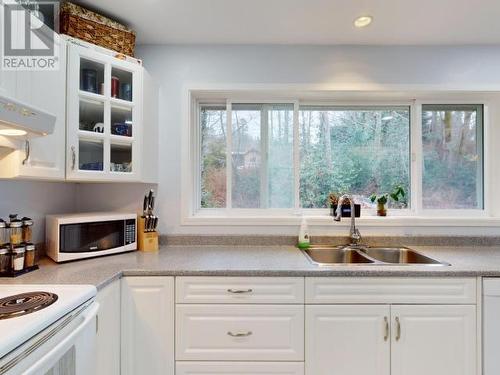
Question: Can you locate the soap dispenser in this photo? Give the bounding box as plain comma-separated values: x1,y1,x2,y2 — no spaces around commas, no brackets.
298,217,310,249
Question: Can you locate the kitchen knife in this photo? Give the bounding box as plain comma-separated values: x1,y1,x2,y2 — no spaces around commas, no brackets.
147,189,154,213
142,194,148,217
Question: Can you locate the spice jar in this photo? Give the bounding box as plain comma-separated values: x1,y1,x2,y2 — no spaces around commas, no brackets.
9,220,22,246
0,246,9,273
24,243,36,268
11,245,25,272
0,219,7,246
22,217,33,243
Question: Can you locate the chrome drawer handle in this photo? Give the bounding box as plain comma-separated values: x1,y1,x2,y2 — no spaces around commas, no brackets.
384,316,389,341
227,331,252,338
227,288,253,294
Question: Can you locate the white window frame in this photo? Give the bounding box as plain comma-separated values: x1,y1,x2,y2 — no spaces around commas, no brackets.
182,89,495,227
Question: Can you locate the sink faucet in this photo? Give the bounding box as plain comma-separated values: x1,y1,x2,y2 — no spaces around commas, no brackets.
334,194,362,245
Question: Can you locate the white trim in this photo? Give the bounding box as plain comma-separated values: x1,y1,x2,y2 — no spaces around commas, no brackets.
293,100,300,211
411,100,422,214
226,100,233,210
182,214,500,227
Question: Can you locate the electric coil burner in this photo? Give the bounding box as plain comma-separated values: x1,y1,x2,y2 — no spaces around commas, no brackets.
0,292,58,320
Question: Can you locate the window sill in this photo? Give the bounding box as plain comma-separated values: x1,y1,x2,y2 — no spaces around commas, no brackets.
182,214,500,227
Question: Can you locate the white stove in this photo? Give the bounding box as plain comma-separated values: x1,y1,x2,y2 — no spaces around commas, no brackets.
0,284,98,375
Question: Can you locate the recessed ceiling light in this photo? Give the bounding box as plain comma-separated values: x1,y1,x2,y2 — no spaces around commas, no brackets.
0,129,27,136
354,15,373,28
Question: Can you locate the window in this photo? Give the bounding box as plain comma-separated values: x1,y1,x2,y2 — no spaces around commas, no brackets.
195,98,485,217
299,106,410,209
422,105,483,209
231,104,294,208
200,105,227,208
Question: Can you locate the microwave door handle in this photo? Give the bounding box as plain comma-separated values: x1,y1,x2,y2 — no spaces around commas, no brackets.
22,302,99,375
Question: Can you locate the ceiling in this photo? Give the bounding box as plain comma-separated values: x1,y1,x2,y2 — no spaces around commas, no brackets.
75,0,500,45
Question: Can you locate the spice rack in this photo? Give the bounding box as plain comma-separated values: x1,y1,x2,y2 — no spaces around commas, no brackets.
0,215,39,277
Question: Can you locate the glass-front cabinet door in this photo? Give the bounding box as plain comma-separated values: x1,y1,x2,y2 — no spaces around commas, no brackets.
66,41,142,181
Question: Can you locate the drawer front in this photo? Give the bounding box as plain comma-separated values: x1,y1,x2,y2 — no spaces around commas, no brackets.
176,362,304,375
306,277,477,304
176,304,304,361
176,277,304,304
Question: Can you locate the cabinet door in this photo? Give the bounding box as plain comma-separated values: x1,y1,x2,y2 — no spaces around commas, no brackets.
121,277,174,375
0,11,66,180
66,41,142,182
95,280,120,375
16,33,66,179
305,305,390,375
391,305,476,375
0,2,17,97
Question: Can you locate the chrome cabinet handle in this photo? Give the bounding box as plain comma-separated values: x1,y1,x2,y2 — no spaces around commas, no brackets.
227,331,252,337
22,140,30,165
384,316,389,341
395,317,401,341
227,288,253,294
71,146,76,170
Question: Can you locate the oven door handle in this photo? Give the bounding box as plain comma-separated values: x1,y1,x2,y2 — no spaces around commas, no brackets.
23,302,99,375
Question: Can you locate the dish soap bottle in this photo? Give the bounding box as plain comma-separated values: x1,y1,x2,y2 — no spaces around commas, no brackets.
298,217,310,249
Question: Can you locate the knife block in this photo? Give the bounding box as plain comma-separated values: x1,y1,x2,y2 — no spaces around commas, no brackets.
137,216,159,252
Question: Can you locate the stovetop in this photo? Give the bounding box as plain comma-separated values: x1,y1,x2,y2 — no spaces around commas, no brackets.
0,291,58,320
0,284,96,359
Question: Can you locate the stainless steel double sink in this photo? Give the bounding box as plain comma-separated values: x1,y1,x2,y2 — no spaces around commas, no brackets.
302,245,450,266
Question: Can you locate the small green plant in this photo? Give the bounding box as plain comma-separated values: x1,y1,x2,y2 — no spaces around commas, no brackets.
370,185,406,216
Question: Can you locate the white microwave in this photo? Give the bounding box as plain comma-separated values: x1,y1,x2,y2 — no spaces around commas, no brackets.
46,212,137,262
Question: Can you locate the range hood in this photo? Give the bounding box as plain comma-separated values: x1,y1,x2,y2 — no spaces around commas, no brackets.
0,94,56,138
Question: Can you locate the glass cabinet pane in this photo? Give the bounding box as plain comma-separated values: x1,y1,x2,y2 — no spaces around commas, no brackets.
79,98,104,133
111,105,133,137
79,139,104,171
80,58,104,95
110,143,132,172
111,67,133,101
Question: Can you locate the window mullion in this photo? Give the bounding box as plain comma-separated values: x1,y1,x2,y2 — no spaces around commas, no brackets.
261,105,269,208
411,100,423,215
293,101,300,211
226,100,232,210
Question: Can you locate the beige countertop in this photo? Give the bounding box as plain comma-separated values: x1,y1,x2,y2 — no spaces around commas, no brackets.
1,245,500,290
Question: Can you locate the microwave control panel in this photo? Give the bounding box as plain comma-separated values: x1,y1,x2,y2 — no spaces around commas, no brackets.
125,219,136,244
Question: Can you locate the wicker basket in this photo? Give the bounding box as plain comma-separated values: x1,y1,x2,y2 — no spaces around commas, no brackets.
60,2,136,57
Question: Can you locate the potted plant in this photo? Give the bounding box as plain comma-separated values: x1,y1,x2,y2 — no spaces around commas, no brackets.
369,185,406,216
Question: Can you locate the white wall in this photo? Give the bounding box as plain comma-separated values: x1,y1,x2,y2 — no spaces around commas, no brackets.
4,45,500,239
0,181,77,243
125,44,500,236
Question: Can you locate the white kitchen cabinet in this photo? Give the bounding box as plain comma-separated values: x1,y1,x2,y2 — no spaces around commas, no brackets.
176,304,304,361
0,3,16,98
66,38,143,182
0,12,66,179
95,280,120,375
176,276,304,304
176,362,305,375
306,305,390,375
121,276,174,375
391,305,476,375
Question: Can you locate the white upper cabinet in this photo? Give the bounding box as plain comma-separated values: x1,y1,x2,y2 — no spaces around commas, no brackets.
0,9,66,180
0,2,16,97
66,40,143,181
